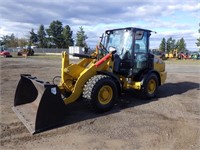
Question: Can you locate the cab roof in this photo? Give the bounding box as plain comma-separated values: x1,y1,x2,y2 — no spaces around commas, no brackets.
105,27,152,33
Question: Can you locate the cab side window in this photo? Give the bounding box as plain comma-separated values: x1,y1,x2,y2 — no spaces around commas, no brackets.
135,31,148,53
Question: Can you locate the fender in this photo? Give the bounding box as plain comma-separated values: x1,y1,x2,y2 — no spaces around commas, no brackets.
141,69,161,86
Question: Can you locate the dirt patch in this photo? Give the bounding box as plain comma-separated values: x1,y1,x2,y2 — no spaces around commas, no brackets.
1,57,200,150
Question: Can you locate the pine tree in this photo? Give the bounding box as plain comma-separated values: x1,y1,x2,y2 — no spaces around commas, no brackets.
75,26,88,48
167,37,176,53
177,38,186,52
196,23,200,51
159,38,166,52
62,25,74,48
37,24,47,48
46,20,64,48
29,29,38,45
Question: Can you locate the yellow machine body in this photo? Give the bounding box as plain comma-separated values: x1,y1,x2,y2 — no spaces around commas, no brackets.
59,51,166,104
13,27,167,134
59,51,113,104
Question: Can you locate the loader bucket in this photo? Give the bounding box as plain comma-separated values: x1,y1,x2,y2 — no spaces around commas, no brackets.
12,74,67,134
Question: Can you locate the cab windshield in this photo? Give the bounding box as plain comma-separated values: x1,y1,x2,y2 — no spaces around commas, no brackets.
105,29,133,58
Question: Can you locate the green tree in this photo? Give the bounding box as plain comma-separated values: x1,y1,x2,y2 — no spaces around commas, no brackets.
17,38,28,48
1,34,18,48
75,26,88,48
159,38,166,52
29,29,38,45
0,37,5,46
37,24,47,48
176,38,186,52
62,25,74,48
9,34,17,47
167,37,176,53
46,20,64,48
196,23,200,51
160,37,179,53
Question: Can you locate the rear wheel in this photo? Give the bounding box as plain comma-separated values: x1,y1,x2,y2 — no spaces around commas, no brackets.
83,75,117,113
141,73,158,99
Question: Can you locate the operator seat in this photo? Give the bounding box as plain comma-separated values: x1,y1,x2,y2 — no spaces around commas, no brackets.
113,44,140,76
113,54,132,76
135,44,140,53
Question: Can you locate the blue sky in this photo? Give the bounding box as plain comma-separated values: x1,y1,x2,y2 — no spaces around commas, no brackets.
0,0,199,51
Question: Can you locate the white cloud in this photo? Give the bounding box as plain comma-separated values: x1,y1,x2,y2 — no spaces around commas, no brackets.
168,3,200,12
0,0,199,50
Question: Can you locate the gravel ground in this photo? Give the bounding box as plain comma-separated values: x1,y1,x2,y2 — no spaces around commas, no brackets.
0,57,200,150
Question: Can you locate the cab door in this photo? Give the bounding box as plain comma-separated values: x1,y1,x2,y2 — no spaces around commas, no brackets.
132,30,153,74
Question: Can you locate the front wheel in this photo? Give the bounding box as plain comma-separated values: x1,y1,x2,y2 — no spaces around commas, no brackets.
83,75,118,113
141,73,158,99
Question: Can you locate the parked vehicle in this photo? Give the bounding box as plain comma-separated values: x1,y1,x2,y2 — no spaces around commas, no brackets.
0,50,12,58
17,48,34,56
177,52,190,59
190,52,200,60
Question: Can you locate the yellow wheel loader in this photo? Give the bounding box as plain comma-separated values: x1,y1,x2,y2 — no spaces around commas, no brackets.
13,27,167,134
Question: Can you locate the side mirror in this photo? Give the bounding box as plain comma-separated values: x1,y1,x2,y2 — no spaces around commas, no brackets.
135,31,144,40
109,47,117,54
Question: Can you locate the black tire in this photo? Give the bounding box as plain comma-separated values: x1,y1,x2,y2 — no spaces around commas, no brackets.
141,73,158,99
83,75,117,113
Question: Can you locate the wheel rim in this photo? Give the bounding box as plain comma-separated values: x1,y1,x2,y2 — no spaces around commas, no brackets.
98,85,113,105
147,79,156,94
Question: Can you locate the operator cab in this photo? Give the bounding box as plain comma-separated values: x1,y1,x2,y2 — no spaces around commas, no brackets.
103,27,154,77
